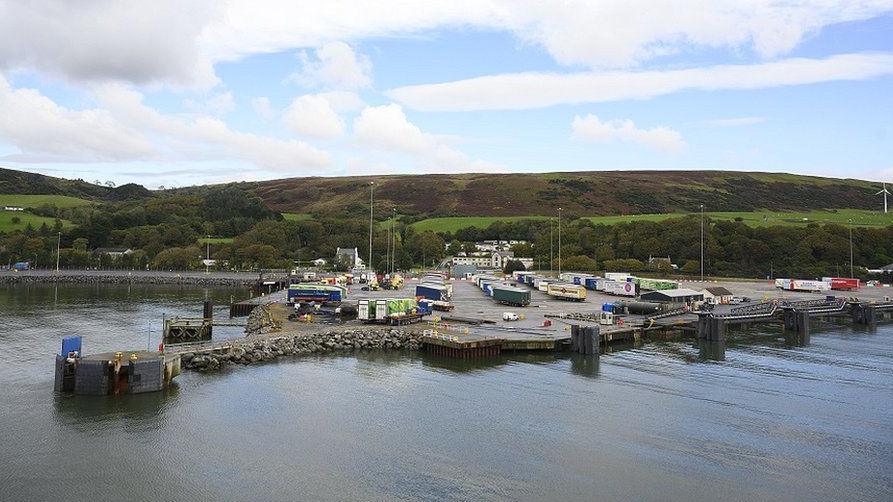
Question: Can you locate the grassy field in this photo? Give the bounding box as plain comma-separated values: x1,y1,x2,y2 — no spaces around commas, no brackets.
587,209,891,227
282,212,312,221
411,216,551,232
408,209,891,232
0,211,70,232
0,194,94,209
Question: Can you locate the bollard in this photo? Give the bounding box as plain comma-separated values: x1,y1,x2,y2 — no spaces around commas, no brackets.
582,326,599,355
203,300,214,337
795,311,810,337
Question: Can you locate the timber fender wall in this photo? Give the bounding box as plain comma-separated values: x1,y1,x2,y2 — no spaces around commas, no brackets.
179,329,424,372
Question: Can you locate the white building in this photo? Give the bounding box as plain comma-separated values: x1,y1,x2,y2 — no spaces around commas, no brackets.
702,286,734,304
451,251,534,271
335,247,365,269
491,250,514,269
3,206,24,211
92,247,133,259
451,254,492,267
312,258,327,267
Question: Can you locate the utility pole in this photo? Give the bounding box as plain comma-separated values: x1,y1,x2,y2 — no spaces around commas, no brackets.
205,236,211,274
549,218,553,274
368,181,374,273
385,211,391,275
55,232,61,272
699,204,704,281
392,208,397,273
849,223,854,278
558,208,564,275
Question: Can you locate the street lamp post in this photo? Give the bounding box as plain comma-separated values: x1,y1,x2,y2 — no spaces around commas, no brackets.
368,181,374,273
391,208,397,273
385,211,391,274
699,204,704,281
55,232,61,272
558,207,562,276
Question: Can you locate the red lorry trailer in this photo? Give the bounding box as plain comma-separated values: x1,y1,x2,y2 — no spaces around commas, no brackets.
823,277,860,291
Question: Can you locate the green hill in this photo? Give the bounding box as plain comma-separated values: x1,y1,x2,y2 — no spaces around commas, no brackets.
245,171,884,218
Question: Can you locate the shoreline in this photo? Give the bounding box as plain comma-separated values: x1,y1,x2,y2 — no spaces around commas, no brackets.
178,327,424,372
0,269,263,286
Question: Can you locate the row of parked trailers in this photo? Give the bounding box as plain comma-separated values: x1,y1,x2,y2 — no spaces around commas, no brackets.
472,274,532,306
775,277,860,292
510,272,587,301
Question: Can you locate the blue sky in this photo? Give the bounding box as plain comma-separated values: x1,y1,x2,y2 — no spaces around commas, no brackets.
0,1,891,188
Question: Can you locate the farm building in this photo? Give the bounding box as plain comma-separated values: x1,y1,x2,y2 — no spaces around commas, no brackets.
640,288,704,304
92,247,133,258
702,286,733,304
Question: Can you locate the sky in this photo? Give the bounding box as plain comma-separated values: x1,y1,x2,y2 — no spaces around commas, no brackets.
0,1,892,188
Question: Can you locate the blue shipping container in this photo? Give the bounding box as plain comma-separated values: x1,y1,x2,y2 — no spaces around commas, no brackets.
602,303,614,312
61,336,82,356
13,261,30,271
288,288,342,302
585,278,599,290
416,284,448,301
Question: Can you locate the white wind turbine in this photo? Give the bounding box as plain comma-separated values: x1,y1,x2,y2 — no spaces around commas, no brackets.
877,183,890,214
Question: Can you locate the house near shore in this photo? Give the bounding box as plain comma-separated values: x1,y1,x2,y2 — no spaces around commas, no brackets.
640,288,704,304
702,286,734,304
92,247,133,259
334,247,365,270
3,206,24,211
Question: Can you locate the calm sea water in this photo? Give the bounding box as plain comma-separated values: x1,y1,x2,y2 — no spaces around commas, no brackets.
1,284,891,501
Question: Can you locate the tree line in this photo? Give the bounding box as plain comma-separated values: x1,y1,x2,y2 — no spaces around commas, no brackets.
2,187,891,280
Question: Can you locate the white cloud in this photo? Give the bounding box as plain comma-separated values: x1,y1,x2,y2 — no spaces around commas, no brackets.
316,91,365,112
289,42,372,90
3,1,891,86
572,114,685,153
701,116,766,127
183,91,235,116
282,94,345,139
93,84,331,170
388,53,893,111
0,74,153,162
203,1,893,70
0,0,220,87
353,103,501,172
251,97,274,120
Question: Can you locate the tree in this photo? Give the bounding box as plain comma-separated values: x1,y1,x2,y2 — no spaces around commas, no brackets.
503,259,527,274
446,240,462,256
73,238,88,252
11,216,20,225
681,260,700,274
151,246,201,270
557,255,598,271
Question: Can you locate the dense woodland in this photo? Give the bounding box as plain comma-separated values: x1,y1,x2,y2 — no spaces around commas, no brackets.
1,185,891,279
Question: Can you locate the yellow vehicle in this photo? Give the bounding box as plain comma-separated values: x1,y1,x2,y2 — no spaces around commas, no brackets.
388,273,404,290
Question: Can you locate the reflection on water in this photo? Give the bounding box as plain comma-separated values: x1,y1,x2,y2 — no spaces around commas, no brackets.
698,340,726,361
1,284,891,502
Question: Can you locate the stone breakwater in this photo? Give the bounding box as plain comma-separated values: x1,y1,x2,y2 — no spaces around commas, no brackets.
179,329,423,372
0,272,255,286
